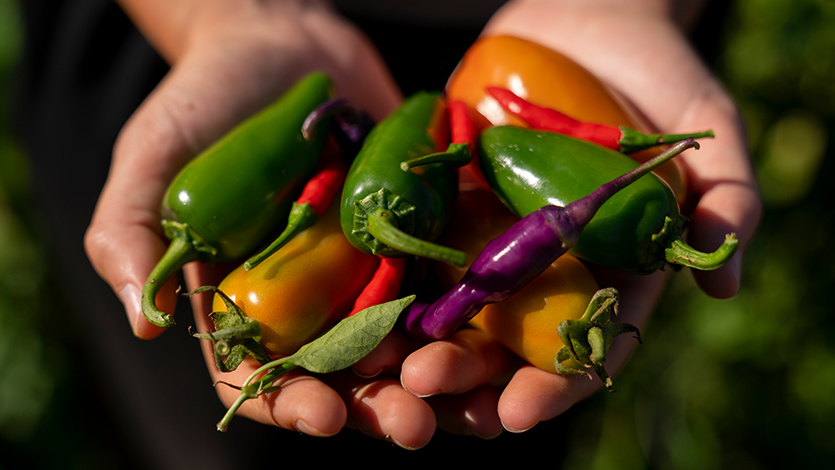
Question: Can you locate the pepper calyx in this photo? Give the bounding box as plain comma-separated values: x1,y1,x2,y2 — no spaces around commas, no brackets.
189,285,272,372
352,188,466,266
352,188,416,257
555,287,641,392
162,220,218,263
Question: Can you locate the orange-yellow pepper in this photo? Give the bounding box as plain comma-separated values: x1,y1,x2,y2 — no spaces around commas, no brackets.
213,202,379,357
433,189,600,373
446,35,687,205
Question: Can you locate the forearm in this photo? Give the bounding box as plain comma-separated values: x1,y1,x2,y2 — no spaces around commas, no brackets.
114,0,340,63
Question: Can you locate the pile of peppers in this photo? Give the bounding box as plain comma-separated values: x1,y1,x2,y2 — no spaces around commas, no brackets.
142,35,740,427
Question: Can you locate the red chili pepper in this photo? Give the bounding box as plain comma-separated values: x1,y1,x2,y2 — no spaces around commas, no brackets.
447,99,491,190
448,99,477,156
486,86,714,154
296,152,347,215
348,257,408,316
245,152,348,270
398,100,474,175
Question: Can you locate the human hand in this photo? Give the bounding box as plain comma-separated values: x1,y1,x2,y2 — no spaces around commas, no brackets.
397,0,762,434
84,0,401,340
83,0,446,446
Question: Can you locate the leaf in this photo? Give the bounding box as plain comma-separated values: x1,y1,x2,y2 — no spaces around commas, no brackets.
281,295,415,374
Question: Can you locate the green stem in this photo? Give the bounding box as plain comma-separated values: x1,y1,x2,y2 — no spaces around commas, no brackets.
618,126,715,154
245,202,318,270
366,207,466,266
400,142,471,171
141,236,199,328
664,233,739,270
216,362,298,432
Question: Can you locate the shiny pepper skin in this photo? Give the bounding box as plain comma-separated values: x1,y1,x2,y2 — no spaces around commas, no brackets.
446,34,686,205
433,189,599,373
213,203,379,357
143,72,334,328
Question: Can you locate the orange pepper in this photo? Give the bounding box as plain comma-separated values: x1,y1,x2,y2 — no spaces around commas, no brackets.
446,35,687,205
213,201,379,357
434,189,600,373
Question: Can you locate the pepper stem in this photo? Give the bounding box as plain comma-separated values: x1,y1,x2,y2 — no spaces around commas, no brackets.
665,233,739,270
215,362,298,432
567,139,699,229
555,287,641,392
245,202,318,270
366,207,466,267
618,126,715,154
399,143,471,171
141,236,199,328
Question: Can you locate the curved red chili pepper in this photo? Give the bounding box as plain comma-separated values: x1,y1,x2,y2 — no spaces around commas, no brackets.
447,99,491,191
448,99,477,157
245,153,348,270
296,153,347,216
348,257,408,316
486,86,714,153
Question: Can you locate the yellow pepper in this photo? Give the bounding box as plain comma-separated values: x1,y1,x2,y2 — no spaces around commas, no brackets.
433,189,600,373
213,201,379,357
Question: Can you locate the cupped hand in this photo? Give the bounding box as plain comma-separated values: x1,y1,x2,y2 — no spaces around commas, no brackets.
84,0,401,340
83,0,445,446
398,0,762,435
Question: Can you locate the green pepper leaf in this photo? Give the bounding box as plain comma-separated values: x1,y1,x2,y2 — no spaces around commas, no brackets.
215,295,415,432
281,294,415,373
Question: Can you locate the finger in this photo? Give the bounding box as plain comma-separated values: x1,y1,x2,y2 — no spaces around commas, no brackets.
495,268,665,432
351,329,425,378
400,328,519,398
184,263,349,436
676,104,762,298
497,365,593,433
426,387,504,439
329,373,436,450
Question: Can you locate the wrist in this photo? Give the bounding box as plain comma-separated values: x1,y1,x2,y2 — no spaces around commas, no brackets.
116,0,340,63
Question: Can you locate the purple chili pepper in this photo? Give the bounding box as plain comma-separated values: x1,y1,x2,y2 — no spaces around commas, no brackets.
403,138,701,341
302,98,375,156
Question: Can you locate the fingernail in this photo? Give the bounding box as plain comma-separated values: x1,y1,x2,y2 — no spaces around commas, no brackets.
294,419,336,437
119,284,143,336
387,434,426,450
352,366,385,379
502,422,536,433
400,378,436,398
467,425,503,440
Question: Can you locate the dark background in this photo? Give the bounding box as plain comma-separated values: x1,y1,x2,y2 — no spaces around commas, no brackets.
2,0,834,468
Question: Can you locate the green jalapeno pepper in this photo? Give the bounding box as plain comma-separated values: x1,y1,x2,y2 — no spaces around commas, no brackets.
142,72,334,328
340,91,468,266
478,126,737,274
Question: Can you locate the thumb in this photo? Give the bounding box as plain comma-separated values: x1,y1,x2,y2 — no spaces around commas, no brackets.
85,47,298,339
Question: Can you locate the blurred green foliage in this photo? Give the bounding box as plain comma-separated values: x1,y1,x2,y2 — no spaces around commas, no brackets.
0,0,833,468
0,0,58,445
560,0,835,468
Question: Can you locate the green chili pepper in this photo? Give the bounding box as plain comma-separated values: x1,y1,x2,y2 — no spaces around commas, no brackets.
478,126,738,274
340,92,468,267
142,72,334,329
